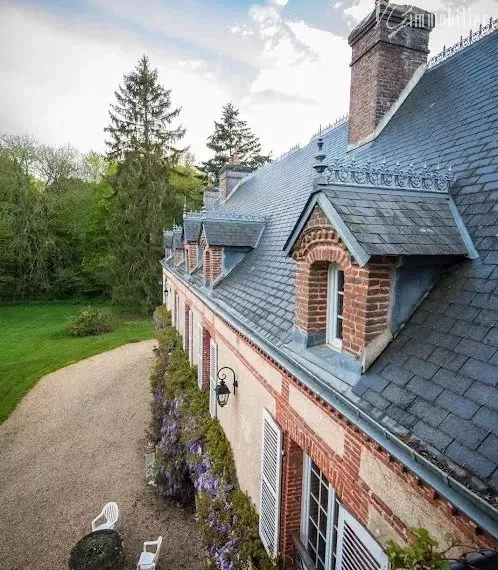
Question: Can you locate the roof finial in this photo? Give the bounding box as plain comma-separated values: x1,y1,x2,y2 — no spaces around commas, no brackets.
313,137,327,175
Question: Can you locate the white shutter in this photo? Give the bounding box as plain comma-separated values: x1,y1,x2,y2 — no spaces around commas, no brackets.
336,506,389,570
197,324,203,389
209,339,218,418
188,310,194,364
171,291,175,327
259,409,283,558
182,301,186,350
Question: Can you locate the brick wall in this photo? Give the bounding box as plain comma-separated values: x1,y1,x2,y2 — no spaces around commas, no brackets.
347,4,433,146
203,245,223,284
219,165,253,202
292,206,396,358
185,243,198,272
174,248,183,266
165,269,497,568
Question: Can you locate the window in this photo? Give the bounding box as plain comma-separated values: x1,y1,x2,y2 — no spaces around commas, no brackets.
301,457,335,570
209,339,218,418
301,457,388,570
197,324,203,389
327,266,344,348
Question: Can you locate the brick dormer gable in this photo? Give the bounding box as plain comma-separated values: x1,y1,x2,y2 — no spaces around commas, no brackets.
285,183,477,368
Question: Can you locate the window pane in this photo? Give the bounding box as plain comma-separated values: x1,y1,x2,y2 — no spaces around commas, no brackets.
318,535,327,560
337,292,344,316
319,507,328,535
310,469,320,498
320,483,329,509
337,270,344,292
336,317,343,340
309,521,318,547
310,497,319,522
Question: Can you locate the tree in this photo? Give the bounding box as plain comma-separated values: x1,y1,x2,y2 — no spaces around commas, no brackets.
202,102,270,183
105,55,186,312
105,55,185,161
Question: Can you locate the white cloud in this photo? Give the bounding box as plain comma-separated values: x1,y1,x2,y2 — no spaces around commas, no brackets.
0,4,229,161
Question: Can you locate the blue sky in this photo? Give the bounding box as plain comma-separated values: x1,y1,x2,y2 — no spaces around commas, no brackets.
0,0,496,161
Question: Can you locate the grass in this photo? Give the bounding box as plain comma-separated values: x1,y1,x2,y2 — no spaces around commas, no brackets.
0,301,155,423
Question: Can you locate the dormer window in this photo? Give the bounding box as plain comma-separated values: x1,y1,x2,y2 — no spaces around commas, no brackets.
327,266,344,349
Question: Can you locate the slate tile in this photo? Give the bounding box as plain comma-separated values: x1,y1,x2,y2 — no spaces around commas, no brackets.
406,376,444,400
412,421,453,451
385,405,417,429
432,368,473,395
454,339,496,362
478,434,498,462
429,348,468,374
382,385,417,409
484,328,498,348
445,304,480,321
408,399,449,428
381,363,414,386
446,441,495,480
460,359,498,385
404,357,439,380
452,321,490,342
436,390,480,419
473,407,498,435
465,382,498,411
364,390,390,411
440,414,488,449
402,340,437,360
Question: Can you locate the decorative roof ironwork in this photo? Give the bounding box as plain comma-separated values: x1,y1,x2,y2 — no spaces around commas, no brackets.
275,144,300,162
428,17,498,68
182,210,266,223
313,137,455,192
310,114,348,142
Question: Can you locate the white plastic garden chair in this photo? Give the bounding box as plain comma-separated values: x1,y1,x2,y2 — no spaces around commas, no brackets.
137,536,163,570
91,502,119,532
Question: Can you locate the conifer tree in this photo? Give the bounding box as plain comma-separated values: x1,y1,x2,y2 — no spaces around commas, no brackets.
105,55,186,312
202,103,270,183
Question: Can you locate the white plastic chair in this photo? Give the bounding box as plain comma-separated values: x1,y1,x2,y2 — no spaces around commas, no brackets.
137,536,163,570
91,502,119,532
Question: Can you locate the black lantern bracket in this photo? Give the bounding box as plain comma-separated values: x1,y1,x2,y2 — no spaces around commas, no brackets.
217,366,238,395
215,367,238,407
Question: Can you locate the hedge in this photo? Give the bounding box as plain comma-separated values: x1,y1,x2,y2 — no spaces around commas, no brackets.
150,307,276,570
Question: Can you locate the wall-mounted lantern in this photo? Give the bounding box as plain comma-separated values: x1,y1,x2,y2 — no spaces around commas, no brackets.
215,367,238,407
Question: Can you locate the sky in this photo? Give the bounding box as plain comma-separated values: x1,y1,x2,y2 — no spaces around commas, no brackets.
0,0,497,162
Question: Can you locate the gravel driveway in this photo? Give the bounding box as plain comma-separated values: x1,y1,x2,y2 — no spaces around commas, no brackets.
0,341,205,570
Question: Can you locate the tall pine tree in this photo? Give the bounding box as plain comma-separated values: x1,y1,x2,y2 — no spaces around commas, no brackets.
105,55,185,312
202,103,270,183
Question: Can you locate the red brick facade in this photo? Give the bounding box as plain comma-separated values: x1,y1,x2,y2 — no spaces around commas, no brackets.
203,245,223,284
165,271,497,570
174,248,183,266
292,206,396,359
347,4,433,146
185,243,198,273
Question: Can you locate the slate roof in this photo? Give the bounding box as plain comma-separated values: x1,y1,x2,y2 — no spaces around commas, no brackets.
173,228,183,250
287,186,471,258
184,218,202,243
169,32,498,492
203,220,265,248
163,231,173,249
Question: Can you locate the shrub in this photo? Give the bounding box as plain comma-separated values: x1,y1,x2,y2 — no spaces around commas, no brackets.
66,306,115,337
151,307,276,570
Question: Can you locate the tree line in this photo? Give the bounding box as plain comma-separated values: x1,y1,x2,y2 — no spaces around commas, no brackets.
0,55,270,312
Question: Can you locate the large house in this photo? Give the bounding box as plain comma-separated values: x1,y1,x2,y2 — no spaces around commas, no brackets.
162,2,498,568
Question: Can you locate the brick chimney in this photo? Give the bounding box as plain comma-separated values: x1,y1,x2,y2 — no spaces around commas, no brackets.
219,162,253,202
348,1,435,147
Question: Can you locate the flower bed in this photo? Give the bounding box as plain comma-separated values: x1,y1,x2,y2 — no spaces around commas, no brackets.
150,307,276,570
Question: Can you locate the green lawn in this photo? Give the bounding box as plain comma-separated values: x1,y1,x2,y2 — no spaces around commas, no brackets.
0,302,155,423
